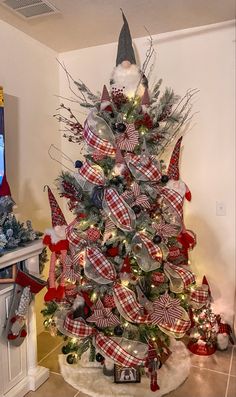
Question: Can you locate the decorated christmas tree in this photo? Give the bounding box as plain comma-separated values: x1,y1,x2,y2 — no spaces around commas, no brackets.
41,12,228,394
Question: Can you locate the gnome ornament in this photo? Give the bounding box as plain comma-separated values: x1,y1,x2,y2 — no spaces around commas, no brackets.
0,174,15,215
110,11,147,99
43,186,69,302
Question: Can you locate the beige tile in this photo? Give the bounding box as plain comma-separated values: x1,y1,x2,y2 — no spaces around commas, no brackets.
165,366,228,397
227,376,236,397
190,346,232,374
230,347,236,376
40,344,63,373
37,331,63,362
25,373,77,397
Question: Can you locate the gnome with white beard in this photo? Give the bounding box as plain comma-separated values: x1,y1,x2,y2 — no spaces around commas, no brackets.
110,11,148,99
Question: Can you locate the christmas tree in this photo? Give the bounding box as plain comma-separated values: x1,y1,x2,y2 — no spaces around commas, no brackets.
41,12,222,393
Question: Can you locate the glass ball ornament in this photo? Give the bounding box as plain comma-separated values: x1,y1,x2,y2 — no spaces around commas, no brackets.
132,204,142,214
62,345,70,355
95,353,104,363
161,175,169,183
75,160,83,169
153,234,162,244
116,122,126,133
114,325,124,336
66,353,76,364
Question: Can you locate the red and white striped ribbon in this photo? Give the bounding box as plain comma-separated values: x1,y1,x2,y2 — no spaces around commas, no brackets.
116,123,139,152
66,218,86,247
125,153,162,182
150,292,183,326
104,188,134,231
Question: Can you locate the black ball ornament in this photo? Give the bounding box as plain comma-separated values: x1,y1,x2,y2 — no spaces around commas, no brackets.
153,234,162,244
91,185,104,209
114,325,124,336
75,160,83,169
62,345,70,355
161,175,169,184
116,122,126,133
132,205,142,215
66,353,76,364
96,353,104,363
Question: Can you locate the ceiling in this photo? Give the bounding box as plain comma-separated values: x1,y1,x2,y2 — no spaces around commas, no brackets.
0,0,235,52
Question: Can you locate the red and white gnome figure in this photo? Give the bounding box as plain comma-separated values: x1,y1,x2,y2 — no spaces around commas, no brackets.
162,137,196,252
110,11,147,99
0,174,15,214
43,186,69,302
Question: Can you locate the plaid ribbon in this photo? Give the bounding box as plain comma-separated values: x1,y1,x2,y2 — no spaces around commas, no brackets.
64,313,95,337
159,317,191,335
116,123,139,152
139,233,162,262
86,247,116,281
113,283,149,323
150,292,182,326
164,262,195,290
83,120,115,155
86,299,120,328
162,188,184,219
152,221,179,238
190,287,209,305
66,218,86,247
79,161,105,186
95,333,145,366
125,153,162,182
104,188,134,231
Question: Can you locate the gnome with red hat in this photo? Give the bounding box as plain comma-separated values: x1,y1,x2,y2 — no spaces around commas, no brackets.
43,186,69,301
0,174,15,214
162,137,196,253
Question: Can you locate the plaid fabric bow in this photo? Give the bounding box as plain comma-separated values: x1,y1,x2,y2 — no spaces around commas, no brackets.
95,333,145,366
86,247,116,281
150,292,183,326
86,299,120,328
79,160,105,186
164,262,195,292
83,120,115,156
116,123,139,152
113,283,149,323
63,313,145,366
122,182,151,209
125,153,162,182
139,233,162,262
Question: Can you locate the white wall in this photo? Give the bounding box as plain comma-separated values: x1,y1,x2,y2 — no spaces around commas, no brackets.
59,21,235,324
0,20,60,334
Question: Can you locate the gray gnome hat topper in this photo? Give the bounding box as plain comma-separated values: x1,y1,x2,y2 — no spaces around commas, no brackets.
116,10,136,66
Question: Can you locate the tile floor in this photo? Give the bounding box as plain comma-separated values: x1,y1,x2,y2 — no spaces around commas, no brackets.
25,332,236,397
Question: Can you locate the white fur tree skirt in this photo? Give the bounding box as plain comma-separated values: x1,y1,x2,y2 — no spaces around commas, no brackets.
59,339,190,397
